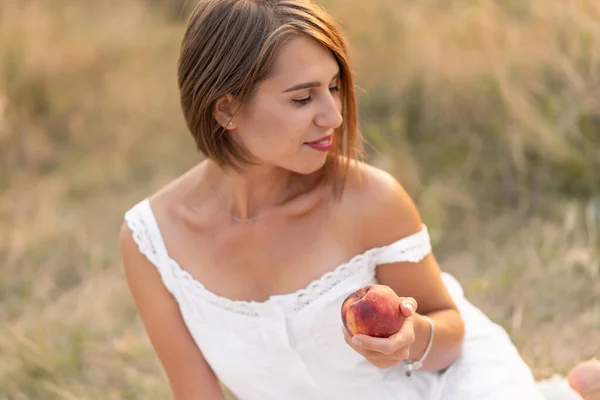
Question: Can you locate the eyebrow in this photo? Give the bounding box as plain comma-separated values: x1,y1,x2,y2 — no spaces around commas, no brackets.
282,71,341,93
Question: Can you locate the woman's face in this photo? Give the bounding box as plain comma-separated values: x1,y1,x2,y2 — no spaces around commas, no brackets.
231,35,343,175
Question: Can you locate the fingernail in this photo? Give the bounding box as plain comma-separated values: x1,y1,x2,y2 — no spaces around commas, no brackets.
404,302,414,313
352,337,362,347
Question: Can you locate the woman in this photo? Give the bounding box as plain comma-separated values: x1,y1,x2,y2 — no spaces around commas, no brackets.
119,0,599,398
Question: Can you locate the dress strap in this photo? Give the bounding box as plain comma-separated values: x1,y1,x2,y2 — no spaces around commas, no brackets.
124,198,180,296
375,224,432,265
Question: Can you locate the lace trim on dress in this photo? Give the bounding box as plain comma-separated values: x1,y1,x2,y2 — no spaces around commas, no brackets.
124,199,432,316
374,225,432,265
125,205,160,268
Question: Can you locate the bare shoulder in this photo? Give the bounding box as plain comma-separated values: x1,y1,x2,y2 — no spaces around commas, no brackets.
117,163,201,281
118,216,165,304
340,160,423,251
118,219,149,277
117,189,225,399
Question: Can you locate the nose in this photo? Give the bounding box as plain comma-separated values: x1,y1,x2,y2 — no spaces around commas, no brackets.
314,91,343,130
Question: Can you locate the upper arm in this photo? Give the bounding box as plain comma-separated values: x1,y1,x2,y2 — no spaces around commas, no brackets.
355,166,458,316
118,222,225,400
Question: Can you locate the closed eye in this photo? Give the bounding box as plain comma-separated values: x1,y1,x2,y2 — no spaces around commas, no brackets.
292,85,341,107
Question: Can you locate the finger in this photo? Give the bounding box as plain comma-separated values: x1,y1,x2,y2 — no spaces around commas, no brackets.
388,316,415,346
342,325,352,343
362,346,411,361
368,358,400,369
343,326,402,360
349,333,394,355
353,317,415,356
399,297,417,317
389,346,411,361
342,326,372,357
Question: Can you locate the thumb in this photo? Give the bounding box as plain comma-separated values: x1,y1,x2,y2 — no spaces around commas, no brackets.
399,297,417,317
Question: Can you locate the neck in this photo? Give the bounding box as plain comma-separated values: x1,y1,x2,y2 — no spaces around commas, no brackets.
206,161,303,221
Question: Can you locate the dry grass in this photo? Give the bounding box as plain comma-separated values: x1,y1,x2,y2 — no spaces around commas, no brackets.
1,0,599,398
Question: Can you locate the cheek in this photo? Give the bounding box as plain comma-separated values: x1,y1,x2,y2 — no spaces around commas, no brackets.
252,108,310,145
237,97,316,157
267,103,312,128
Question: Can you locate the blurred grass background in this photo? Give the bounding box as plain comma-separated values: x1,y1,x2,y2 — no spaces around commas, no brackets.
0,0,599,398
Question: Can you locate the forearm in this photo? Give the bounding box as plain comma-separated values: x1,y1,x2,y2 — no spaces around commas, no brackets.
408,309,464,372
173,386,227,400
168,371,227,400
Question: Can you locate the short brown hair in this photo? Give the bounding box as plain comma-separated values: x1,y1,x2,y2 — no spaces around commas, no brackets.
177,0,364,182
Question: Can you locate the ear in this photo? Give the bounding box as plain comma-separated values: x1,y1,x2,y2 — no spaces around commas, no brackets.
213,94,239,130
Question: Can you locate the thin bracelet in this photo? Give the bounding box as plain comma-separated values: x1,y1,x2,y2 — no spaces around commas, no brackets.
404,315,434,377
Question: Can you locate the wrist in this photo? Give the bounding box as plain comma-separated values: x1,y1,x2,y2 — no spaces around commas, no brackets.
408,313,433,361
405,314,434,376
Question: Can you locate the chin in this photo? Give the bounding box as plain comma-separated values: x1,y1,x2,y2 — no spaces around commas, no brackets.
290,155,329,175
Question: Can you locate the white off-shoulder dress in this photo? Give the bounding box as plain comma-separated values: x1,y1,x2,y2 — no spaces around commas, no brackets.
125,199,581,400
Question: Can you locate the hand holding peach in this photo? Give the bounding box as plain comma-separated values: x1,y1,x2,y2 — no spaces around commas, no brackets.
341,284,417,369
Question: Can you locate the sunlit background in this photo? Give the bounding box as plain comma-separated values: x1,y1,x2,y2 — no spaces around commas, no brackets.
1,0,599,398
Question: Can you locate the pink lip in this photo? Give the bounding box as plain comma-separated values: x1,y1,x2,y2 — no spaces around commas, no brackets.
304,135,333,152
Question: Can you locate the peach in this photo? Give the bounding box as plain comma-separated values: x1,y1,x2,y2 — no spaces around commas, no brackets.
567,359,600,397
341,284,404,338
